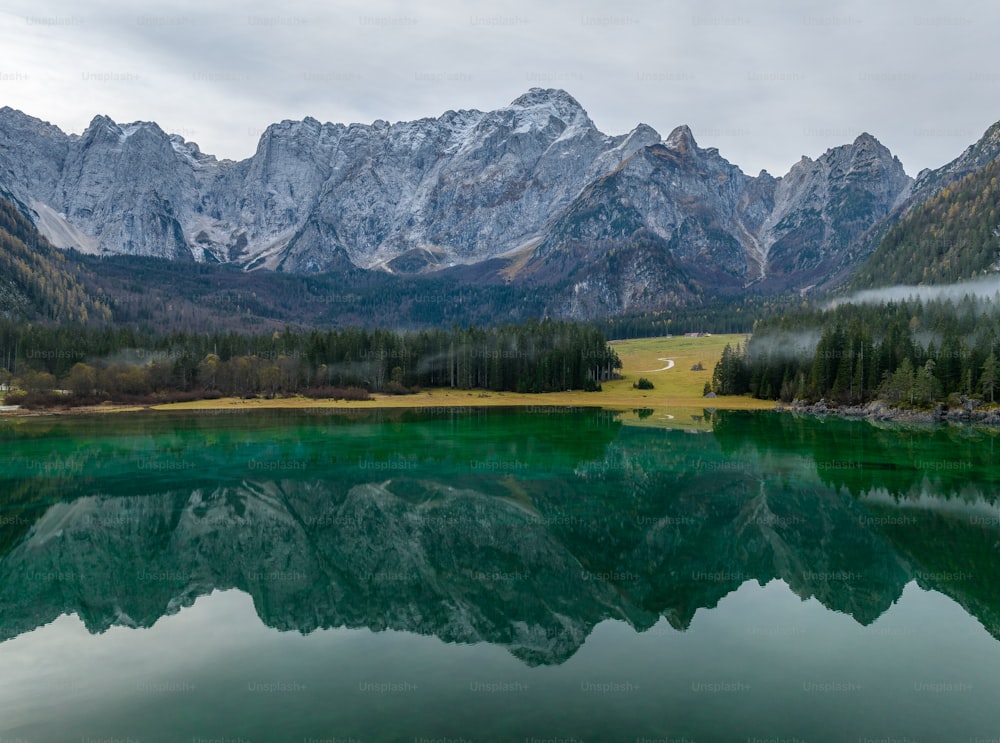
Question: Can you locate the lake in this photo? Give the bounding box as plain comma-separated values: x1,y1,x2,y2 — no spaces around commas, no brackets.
1,408,999,742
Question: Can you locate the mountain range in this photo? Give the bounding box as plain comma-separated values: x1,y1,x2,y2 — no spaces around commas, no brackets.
0,88,998,321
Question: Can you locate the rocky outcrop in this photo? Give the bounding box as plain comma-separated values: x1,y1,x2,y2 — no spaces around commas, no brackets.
780,398,1000,425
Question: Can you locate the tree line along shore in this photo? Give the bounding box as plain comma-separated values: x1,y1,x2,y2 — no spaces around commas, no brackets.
0,319,621,409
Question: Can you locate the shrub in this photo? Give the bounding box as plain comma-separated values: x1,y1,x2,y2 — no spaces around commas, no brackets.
21,391,66,409
383,381,418,395
141,390,205,404
65,394,108,407
633,378,655,390
341,386,372,401
301,386,372,401
3,390,27,406
101,393,156,405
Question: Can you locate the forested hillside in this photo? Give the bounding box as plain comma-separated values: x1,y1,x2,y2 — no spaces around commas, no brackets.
0,196,111,324
852,160,1000,287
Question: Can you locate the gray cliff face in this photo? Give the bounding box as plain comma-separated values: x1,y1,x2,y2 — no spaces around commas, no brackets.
0,107,70,202
194,116,345,266
0,91,922,305
527,128,912,309
59,117,198,260
0,90,660,277
759,133,913,287
273,90,661,274
528,127,755,283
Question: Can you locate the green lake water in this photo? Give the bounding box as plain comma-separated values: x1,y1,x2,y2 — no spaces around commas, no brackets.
0,408,999,742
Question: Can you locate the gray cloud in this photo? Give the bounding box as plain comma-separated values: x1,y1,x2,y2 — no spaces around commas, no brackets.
1,0,998,177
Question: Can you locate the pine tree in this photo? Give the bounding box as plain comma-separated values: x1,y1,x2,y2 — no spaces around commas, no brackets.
981,351,998,404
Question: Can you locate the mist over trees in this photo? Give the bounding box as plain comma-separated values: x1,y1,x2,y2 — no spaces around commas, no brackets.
713,294,1000,407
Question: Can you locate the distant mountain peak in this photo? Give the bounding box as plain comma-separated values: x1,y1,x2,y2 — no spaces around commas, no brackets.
86,113,117,129
665,124,697,154
629,122,660,137
506,88,593,130
82,116,169,147
509,87,583,109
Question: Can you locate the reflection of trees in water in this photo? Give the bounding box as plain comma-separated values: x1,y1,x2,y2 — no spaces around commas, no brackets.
713,409,1000,501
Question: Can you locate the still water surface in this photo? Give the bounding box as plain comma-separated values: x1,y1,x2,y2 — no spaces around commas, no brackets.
0,408,998,742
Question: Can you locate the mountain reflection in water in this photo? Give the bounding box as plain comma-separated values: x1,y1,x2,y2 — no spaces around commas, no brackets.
1,408,998,665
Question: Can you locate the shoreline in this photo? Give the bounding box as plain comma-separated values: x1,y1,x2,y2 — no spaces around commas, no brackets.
777,400,1000,427
0,335,770,423
0,389,774,418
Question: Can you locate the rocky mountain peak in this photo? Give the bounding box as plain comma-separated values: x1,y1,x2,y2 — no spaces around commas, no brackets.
509,87,584,111
804,133,909,196
851,133,899,163
80,116,169,149
852,132,879,148
821,133,892,164
505,87,594,130
84,114,121,136
627,122,660,140
665,124,697,154
0,106,31,124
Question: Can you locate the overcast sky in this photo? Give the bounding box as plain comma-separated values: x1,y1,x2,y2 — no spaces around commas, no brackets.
1,0,996,177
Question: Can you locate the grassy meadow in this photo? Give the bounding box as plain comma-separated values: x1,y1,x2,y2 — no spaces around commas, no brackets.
148,334,773,428
0,334,773,428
